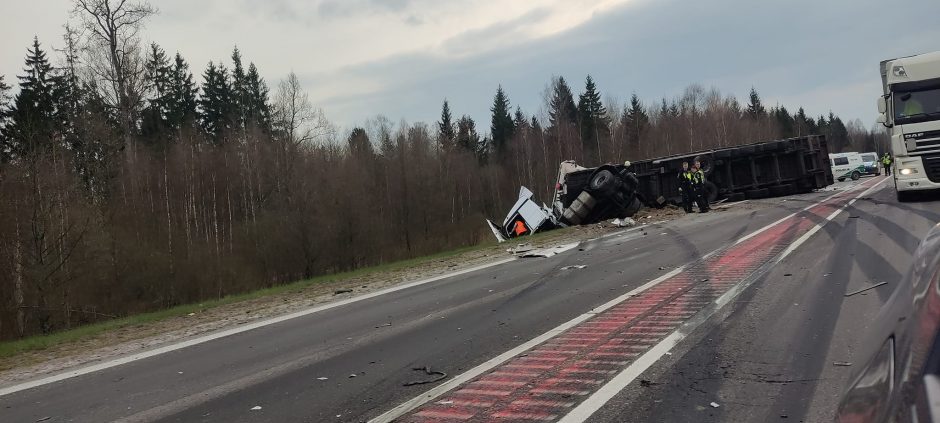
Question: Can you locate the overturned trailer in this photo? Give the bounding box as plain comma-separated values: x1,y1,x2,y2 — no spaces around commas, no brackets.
490,135,834,240
628,135,834,205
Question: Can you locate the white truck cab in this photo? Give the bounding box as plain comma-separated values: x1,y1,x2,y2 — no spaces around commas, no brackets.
879,51,940,201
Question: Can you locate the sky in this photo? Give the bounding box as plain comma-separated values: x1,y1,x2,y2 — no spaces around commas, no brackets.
2,0,939,134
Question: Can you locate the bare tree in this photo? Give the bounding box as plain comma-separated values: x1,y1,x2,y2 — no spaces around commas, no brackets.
273,71,332,147
71,0,157,142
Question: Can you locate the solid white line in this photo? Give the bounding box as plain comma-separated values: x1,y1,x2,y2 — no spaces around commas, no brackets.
369,180,883,423
557,178,888,423
0,258,517,397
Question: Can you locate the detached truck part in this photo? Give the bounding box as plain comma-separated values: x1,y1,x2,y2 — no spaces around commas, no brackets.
878,51,940,201
553,163,646,226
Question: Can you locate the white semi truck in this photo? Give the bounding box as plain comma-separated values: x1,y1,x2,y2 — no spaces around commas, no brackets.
878,51,940,201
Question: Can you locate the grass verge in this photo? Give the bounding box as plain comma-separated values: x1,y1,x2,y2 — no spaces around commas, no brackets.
0,228,583,361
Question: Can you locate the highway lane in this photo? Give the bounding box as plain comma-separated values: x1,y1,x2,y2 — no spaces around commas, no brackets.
0,179,912,423
590,179,940,423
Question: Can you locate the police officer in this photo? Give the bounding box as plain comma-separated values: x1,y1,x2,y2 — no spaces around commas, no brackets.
882,153,893,176
678,162,694,213
692,160,710,213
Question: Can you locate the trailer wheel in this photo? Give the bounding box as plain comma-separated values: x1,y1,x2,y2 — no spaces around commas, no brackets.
704,181,718,203
589,170,617,195
577,191,597,209
726,193,746,202
745,188,769,200
850,171,861,181
769,184,795,197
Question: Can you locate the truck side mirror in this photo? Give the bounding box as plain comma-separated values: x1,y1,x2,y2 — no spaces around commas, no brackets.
876,114,887,125
877,96,887,114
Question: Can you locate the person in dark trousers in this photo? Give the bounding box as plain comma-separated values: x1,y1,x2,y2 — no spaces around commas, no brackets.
882,153,893,176
678,162,694,213
692,160,710,213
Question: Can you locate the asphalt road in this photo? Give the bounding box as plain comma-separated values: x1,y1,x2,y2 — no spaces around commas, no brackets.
0,177,936,423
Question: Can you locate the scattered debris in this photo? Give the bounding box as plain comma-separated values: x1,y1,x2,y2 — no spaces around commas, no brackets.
710,402,720,408
403,366,448,386
375,323,392,328
561,265,588,270
611,218,636,228
784,274,793,277
437,400,455,405
849,216,861,219
250,406,262,411
640,379,660,387
833,361,853,367
514,243,580,258
659,267,666,270
317,377,329,381
349,374,357,378
177,371,183,375
186,313,196,317
507,243,534,255
845,282,889,297
36,418,51,422
333,289,354,295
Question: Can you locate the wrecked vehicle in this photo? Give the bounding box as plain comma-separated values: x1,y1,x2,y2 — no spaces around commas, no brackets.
488,162,646,241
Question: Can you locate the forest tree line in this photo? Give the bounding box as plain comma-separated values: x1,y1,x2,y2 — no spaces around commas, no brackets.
0,0,887,340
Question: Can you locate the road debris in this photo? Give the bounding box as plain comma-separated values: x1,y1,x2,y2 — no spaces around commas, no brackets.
250,406,262,411
36,418,51,422
403,366,448,386
317,377,329,381
513,243,580,258
349,374,357,378
333,289,354,295
561,265,588,270
639,379,660,387
844,282,889,297
375,323,392,328
710,402,720,408
833,361,853,367
611,218,636,228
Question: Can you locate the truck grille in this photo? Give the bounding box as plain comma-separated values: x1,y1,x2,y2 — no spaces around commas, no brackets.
905,130,940,155
924,155,940,183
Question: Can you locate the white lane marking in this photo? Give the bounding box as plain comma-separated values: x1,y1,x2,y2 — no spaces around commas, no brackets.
557,178,888,423
369,180,882,423
0,258,516,397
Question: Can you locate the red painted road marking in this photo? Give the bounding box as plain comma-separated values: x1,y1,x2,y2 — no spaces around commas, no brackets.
398,181,878,423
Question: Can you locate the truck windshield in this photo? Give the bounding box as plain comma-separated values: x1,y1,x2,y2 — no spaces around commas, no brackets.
894,87,940,123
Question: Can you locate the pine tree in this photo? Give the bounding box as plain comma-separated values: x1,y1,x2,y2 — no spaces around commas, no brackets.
167,53,199,131
244,63,271,132
793,107,814,136
827,111,849,152
490,85,514,157
577,75,608,163
141,43,173,142
1,37,62,162
513,107,528,131
456,115,481,155
623,93,649,159
347,127,373,158
746,87,766,119
437,99,455,150
198,61,234,143
549,77,578,128
0,75,10,146
773,105,794,138
231,47,250,132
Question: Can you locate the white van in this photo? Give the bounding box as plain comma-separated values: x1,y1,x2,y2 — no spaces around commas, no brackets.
829,152,866,182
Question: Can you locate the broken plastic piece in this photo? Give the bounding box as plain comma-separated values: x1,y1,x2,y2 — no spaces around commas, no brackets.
833,361,853,367
844,282,888,297
710,402,720,408
561,265,588,270
250,406,262,411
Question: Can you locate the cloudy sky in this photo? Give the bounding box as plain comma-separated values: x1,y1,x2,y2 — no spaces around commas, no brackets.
2,0,939,133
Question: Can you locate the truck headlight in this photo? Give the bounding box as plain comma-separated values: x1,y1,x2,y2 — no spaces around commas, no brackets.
893,65,908,77
900,168,917,175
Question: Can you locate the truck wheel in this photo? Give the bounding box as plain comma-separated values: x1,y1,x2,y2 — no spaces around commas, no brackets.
621,197,643,218
577,191,597,209
563,208,582,225
570,199,590,219
897,190,915,203
745,188,769,200
851,171,861,181
590,170,617,195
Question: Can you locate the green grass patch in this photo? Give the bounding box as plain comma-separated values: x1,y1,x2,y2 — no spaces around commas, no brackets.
0,238,512,360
